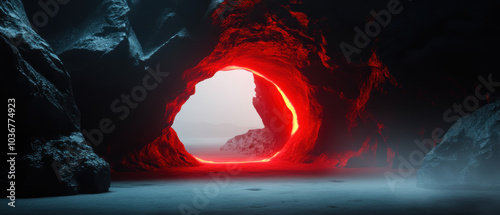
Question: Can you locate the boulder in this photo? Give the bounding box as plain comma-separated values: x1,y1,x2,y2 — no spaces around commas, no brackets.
221,128,284,158
417,101,500,189
22,133,111,196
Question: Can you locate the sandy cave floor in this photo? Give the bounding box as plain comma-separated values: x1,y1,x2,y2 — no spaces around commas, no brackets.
2,162,500,215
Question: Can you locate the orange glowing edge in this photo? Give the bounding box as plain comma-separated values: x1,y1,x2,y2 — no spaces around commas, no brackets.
195,151,282,164
223,66,299,135
193,66,299,164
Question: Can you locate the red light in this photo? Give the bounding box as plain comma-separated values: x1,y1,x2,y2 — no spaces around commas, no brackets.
194,151,281,164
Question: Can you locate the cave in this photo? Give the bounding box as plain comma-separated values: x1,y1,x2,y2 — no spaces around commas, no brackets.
2,0,500,214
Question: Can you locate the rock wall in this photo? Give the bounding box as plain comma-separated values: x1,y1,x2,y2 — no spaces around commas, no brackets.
18,0,217,169
1,0,109,197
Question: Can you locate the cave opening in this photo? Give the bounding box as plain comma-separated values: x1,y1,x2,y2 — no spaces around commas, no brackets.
171,66,298,164
172,69,265,161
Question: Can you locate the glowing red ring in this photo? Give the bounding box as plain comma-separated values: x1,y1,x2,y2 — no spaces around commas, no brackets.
193,66,299,164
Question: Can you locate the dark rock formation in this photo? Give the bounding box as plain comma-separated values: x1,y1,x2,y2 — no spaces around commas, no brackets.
1,0,79,139
221,71,293,157
291,0,500,166
1,0,110,197
22,133,110,196
417,101,500,189
18,0,215,169
119,127,199,171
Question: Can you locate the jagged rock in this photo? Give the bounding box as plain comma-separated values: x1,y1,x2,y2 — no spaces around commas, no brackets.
22,133,110,196
0,0,110,197
119,127,199,171
219,70,293,158
0,0,79,138
417,101,500,189
221,128,285,157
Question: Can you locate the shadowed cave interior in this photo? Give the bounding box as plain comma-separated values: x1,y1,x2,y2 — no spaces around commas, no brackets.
2,0,500,214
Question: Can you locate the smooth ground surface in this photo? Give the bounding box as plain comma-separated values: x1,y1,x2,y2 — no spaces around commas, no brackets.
2,163,499,215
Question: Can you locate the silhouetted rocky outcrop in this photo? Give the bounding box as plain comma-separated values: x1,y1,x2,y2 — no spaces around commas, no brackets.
417,101,500,189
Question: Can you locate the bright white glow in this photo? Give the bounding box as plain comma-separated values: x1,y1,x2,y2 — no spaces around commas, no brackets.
173,70,264,148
